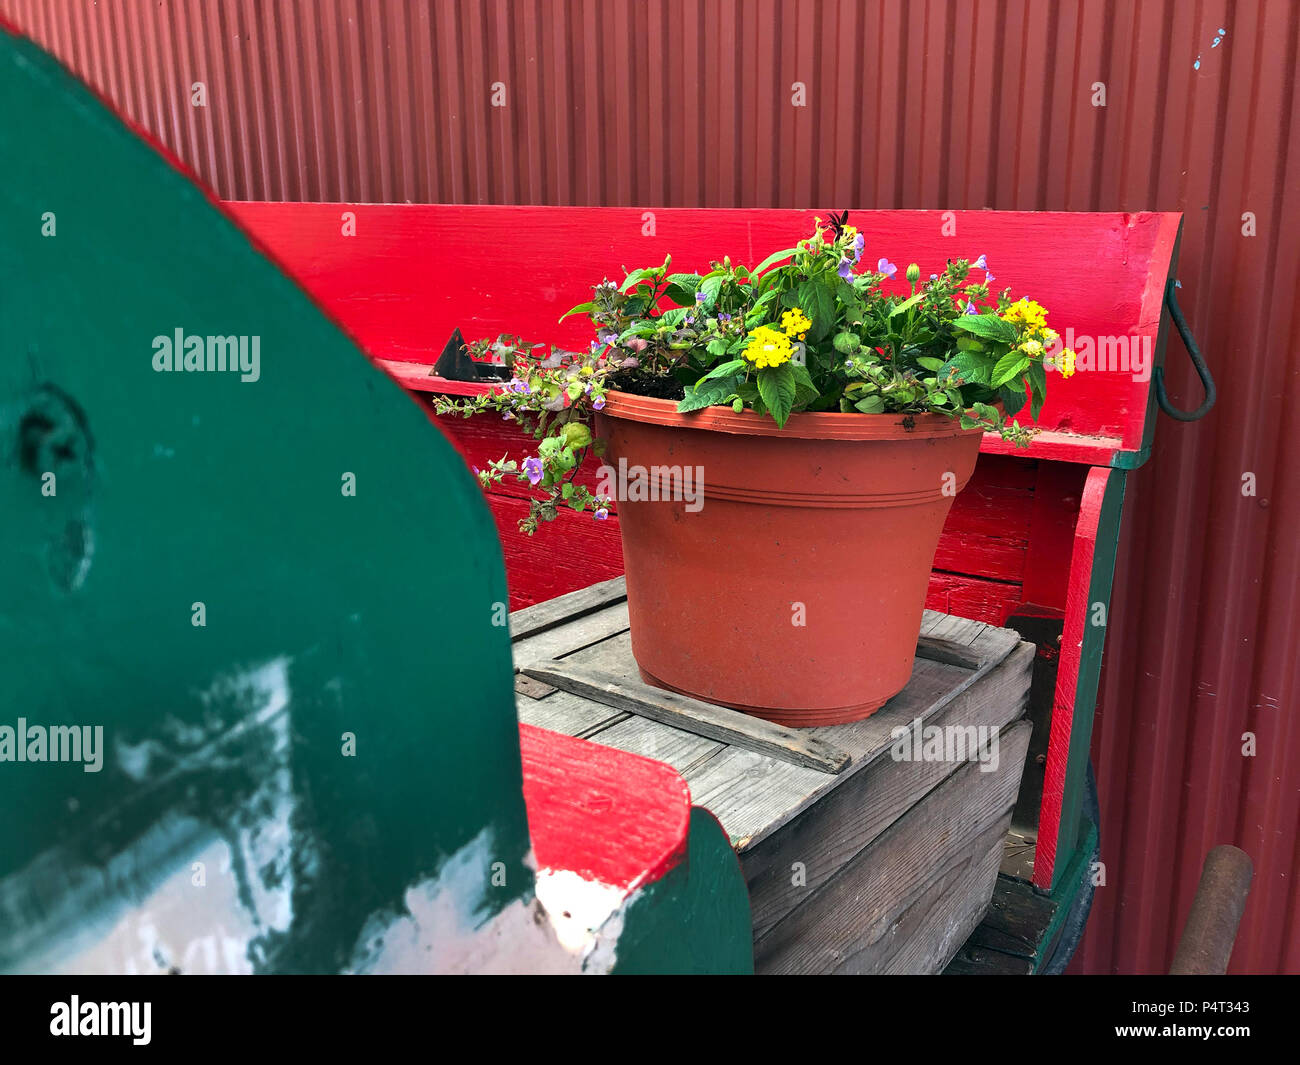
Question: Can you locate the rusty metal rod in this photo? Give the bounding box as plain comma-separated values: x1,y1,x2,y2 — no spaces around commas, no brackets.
1169,845,1254,975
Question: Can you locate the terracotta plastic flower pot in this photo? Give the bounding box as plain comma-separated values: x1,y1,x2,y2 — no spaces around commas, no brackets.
595,391,983,727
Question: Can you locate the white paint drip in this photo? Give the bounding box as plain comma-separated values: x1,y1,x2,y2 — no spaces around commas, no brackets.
347,835,632,974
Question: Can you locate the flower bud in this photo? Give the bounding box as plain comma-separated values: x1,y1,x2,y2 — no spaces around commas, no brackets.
906,263,921,283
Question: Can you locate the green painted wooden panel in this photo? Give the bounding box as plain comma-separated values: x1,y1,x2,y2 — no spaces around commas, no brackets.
0,25,533,972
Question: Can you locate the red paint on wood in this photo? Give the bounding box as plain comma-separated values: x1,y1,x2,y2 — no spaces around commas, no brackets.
1022,462,1089,611
1034,466,1112,889
485,494,624,610
518,722,690,891
924,572,1024,626
224,202,1176,456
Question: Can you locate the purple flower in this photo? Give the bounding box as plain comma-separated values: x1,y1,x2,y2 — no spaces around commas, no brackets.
985,272,996,284
506,377,530,394
502,411,515,421
590,340,603,353
837,257,854,280
592,394,606,410
878,258,898,279
974,254,988,270
695,291,707,303
593,507,610,521
684,316,696,326
930,273,939,281
597,328,619,344
964,301,978,314
522,456,544,485
718,312,732,323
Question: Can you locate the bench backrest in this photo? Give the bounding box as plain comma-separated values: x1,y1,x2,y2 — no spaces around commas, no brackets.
228,203,1181,465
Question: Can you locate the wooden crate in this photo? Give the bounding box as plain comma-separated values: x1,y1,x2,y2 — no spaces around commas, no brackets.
511,578,1034,974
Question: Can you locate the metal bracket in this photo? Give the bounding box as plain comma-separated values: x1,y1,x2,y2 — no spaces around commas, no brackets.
1155,279,1216,421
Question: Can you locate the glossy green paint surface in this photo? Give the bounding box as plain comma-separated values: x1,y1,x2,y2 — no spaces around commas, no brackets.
0,26,532,971
612,808,754,975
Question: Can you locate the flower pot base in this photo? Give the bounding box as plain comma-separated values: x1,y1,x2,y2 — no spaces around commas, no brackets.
637,665,889,728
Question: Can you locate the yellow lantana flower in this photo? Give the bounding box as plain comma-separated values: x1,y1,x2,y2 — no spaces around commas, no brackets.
743,325,795,368
1001,297,1048,332
1020,339,1044,356
1059,349,1077,379
781,307,812,338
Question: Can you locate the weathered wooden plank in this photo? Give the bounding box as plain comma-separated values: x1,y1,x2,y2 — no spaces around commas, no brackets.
521,659,852,774
508,576,627,642
514,674,557,699
510,602,630,671
683,645,1028,853
752,720,1031,974
583,715,726,777
741,642,1035,938
915,634,983,669
863,836,1006,975
515,688,627,738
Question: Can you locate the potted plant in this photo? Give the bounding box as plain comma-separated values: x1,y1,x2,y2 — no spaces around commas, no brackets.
437,214,1075,726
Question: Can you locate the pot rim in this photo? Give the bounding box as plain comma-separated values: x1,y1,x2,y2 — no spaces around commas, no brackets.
600,389,987,441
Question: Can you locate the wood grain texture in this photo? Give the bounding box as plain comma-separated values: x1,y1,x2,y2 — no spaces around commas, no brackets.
742,642,1035,939
522,659,853,773
513,593,1024,855
752,720,1031,974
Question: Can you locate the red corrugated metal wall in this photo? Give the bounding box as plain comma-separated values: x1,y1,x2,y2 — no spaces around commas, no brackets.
6,0,1296,974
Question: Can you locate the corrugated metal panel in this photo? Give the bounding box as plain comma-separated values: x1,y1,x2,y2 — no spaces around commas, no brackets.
4,0,1297,974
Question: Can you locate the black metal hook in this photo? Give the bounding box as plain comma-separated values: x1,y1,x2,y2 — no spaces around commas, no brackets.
1155,278,1216,421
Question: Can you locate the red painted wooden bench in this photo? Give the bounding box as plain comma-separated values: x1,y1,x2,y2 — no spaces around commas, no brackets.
226,202,1195,934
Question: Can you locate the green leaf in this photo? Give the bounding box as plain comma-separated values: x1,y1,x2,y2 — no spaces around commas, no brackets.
700,275,724,304
953,314,1018,344
796,280,837,343
790,361,816,391
744,289,779,326
916,356,946,372
659,307,689,328
854,395,885,413
832,330,862,354
889,290,925,317
991,353,1031,388
706,337,730,358
561,483,575,500
698,359,747,382
757,362,797,428
1027,364,1047,421
956,335,985,352
559,301,597,322
732,398,744,413
951,351,993,386
999,383,1028,417
751,246,799,277
561,422,592,448
677,383,729,414
619,268,651,293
